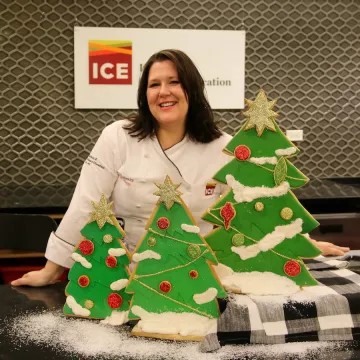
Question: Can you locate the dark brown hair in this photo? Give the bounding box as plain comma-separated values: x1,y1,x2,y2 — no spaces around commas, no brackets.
123,49,222,143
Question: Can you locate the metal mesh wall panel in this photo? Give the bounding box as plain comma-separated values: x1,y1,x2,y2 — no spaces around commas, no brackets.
1,0,360,188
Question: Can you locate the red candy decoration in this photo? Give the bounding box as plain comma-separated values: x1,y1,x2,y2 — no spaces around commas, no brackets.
78,240,94,256
159,281,172,293
284,260,301,277
105,256,117,268
157,217,170,230
78,275,90,287
234,145,251,161
107,293,123,309
189,270,199,279
220,202,236,230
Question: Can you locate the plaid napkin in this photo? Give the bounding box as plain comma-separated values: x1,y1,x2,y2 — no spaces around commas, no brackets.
201,256,360,352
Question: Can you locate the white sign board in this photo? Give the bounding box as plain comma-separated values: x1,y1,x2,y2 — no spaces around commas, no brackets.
74,27,245,109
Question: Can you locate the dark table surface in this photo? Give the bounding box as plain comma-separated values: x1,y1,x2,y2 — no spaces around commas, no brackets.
1,178,360,214
1,281,360,360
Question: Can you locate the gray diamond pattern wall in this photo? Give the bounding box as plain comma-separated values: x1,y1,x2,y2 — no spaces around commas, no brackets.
1,0,360,187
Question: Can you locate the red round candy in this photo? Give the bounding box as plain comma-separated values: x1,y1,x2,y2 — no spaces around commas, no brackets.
157,217,170,230
234,145,251,161
284,260,301,277
107,293,123,309
159,281,172,293
189,270,198,279
78,240,94,256
78,275,90,287
105,255,117,268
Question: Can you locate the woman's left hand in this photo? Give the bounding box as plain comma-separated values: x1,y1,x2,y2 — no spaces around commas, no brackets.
311,239,350,256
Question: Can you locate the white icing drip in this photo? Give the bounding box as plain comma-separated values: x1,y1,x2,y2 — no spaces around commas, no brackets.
110,279,129,291
248,157,278,165
275,147,296,156
71,253,92,268
108,248,126,257
220,272,300,295
193,288,218,304
181,224,200,233
100,310,129,326
131,306,217,336
232,219,303,260
66,296,91,316
226,175,290,203
132,250,161,262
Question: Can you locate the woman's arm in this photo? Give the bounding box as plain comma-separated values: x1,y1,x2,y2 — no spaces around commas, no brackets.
310,238,350,256
11,122,125,286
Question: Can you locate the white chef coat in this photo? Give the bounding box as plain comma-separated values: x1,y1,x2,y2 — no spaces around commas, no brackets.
45,120,233,268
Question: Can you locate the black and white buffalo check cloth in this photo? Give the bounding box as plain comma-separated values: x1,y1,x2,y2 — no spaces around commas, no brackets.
201,255,360,352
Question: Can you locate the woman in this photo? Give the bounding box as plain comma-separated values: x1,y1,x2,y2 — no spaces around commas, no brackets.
12,49,348,287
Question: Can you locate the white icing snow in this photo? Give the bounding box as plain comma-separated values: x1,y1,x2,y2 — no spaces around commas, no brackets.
248,157,278,165
193,288,218,304
248,284,338,305
181,224,200,233
226,175,290,203
212,263,233,279
275,147,297,156
131,306,217,336
133,250,161,262
108,248,126,257
100,310,129,326
232,219,303,260
110,279,129,291
218,272,300,295
71,253,92,268
66,296,91,316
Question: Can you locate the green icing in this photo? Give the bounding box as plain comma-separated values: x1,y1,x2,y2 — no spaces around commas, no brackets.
126,201,226,320
274,157,287,185
64,221,131,319
202,109,321,288
215,122,308,189
232,234,245,247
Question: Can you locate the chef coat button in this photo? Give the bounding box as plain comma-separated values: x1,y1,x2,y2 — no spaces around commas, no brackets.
140,179,146,183
136,204,141,208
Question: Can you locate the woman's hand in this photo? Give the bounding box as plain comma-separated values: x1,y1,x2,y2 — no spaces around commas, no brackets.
311,239,350,257
11,260,65,287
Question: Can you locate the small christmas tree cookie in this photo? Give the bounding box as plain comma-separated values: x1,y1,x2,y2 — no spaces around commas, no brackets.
64,194,131,325
202,89,322,295
126,176,227,341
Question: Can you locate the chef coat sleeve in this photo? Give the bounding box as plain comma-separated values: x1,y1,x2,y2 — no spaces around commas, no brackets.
45,122,123,268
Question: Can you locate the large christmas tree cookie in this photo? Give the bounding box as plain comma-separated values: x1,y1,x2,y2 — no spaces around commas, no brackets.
64,194,131,325
126,176,227,341
202,89,322,295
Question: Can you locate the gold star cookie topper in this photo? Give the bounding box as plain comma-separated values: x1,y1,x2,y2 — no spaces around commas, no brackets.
154,175,183,210
89,193,115,229
243,89,279,136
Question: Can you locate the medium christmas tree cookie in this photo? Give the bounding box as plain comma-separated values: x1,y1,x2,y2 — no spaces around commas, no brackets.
126,176,227,341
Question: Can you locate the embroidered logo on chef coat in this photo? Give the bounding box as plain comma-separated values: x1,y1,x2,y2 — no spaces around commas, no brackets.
205,182,217,196
119,173,134,186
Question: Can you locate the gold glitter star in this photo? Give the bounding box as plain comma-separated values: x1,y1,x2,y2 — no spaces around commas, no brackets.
154,176,183,210
89,193,115,229
243,89,279,136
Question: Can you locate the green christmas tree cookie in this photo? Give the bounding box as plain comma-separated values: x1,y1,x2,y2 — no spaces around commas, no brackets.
202,89,322,295
64,194,131,324
126,176,227,341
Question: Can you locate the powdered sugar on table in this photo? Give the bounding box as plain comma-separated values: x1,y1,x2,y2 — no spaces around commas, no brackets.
5,310,351,359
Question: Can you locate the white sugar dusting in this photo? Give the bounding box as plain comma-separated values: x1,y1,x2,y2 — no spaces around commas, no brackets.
6,311,349,360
